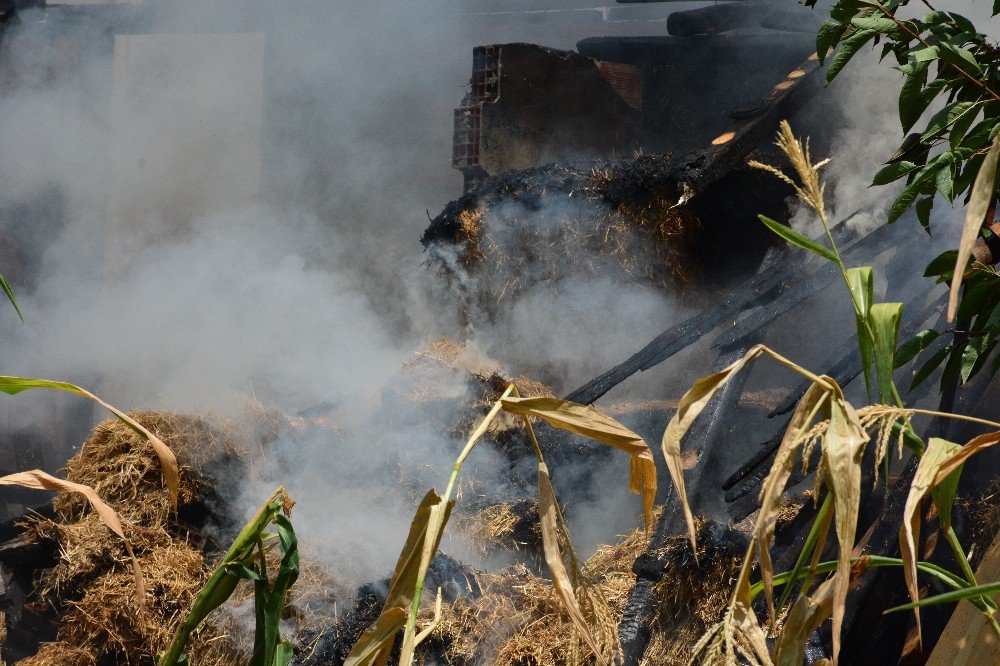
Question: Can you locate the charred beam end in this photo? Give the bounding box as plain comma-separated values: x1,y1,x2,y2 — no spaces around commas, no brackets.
562,57,826,405
666,3,766,37
562,210,867,406
661,52,824,196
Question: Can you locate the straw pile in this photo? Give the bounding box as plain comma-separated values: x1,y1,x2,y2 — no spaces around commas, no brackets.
17,412,251,665
397,337,552,453
16,409,341,665
417,513,654,665
441,191,699,315
640,520,746,665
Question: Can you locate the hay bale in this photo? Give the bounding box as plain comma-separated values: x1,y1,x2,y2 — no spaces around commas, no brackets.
54,411,246,529
56,536,245,666
16,409,343,665
426,182,702,316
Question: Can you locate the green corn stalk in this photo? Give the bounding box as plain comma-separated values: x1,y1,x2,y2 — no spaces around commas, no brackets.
159,488,297,666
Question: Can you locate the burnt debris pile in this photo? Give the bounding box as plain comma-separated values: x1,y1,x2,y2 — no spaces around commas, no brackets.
425,33,831,318
2,0,999,664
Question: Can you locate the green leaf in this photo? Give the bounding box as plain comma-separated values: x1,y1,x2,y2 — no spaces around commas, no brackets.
947,12,977,35
0,376,86,396
871,302,904,403
910,46,941,63
938,42,983,77
899,62,929,132
936,162,956,202
915,196,934,234
275,643,294,666
910,345,950,390
817,20,848,64
954,151,986,199
940,342,964,389
827,29,879,83
961,340,980,383
925,250,959,280
851,16,897,32
950,104,981,149
885,580,1000,613
847,267,874,398
896,329,942,367
957,277,1000,323
888,181,920,223
873,161,920,185
921,101,979,143
958,118,997,151
0,273,23,323
758,215,839,263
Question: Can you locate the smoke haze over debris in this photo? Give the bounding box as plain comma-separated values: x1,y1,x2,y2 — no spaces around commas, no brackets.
0,0,973,586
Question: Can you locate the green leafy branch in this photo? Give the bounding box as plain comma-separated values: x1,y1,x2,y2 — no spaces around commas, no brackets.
819,0,1000,390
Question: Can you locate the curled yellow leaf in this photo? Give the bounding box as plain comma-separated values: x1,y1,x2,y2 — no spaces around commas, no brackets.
501,395,656,531
538,463,606,665
899,438,962,646
0,470,145,610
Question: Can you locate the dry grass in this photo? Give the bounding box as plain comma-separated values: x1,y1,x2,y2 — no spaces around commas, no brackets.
18,641,97,666
54,411,244,527
640,521,746,666
17,410,344,665
418,515,654,665
57,536,245,666
462,500,542,555
400,337,553,450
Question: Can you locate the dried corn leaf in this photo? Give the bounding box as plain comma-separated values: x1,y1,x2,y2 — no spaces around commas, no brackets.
345,490,454,666
821,397,867,665
538,463,605,665
399,499,451,664
755,382,830,624
949,136,1000,322
900,437,963,644
0,470,144,608
772,577,835,666
500,396,656,530
663,347,766,553
934,430,1000,485
0,376,179,509
696,552,773,666
344,608,408,666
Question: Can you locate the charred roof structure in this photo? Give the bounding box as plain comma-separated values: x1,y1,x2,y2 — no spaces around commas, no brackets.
425,3,833,321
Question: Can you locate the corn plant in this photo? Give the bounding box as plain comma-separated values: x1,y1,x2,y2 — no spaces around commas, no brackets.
159,488,299,666
345,385,658,666
664,122,1000,665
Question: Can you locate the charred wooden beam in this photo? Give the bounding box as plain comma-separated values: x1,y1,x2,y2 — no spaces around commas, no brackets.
667,3,765,37
563,209,874,405
711,222,922,350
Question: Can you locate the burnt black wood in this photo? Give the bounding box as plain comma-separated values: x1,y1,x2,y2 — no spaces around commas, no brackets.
564,211,878,405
